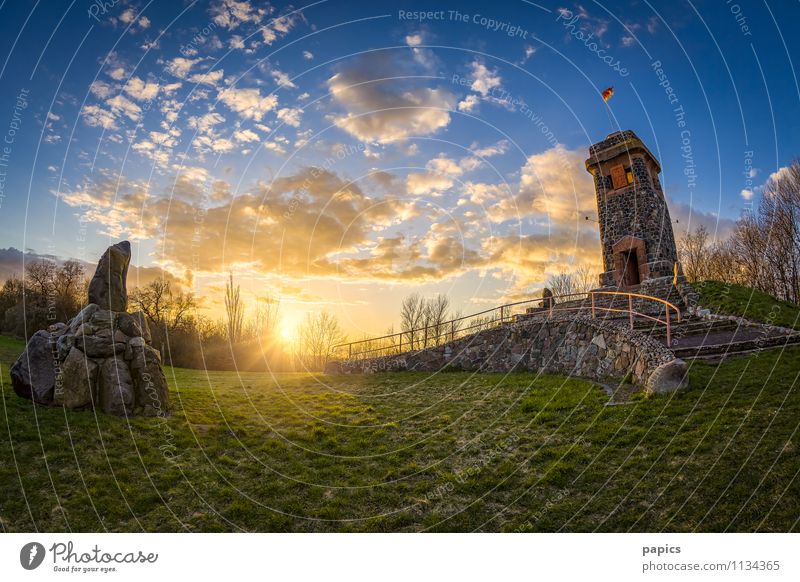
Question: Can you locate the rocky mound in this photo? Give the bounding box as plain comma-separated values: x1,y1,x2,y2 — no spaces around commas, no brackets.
9,241,169,417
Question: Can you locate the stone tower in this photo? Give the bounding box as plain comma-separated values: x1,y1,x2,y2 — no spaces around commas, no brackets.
585,130,680,289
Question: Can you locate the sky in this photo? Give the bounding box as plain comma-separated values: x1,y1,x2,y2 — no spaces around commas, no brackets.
0,0,798,336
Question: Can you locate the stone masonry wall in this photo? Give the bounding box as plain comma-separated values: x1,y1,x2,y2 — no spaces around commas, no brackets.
326,314,689,394
587,130,679,287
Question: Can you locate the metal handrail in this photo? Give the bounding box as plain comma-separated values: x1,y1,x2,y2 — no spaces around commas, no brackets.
332,289,682,358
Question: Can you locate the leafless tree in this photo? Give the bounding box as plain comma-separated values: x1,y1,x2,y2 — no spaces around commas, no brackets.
400,292,425,349
296,310,346,371
246,295,280,340
678,225,710,283
546,272,575,297
25,259,57,297
224,273,244,343
425,294,451,346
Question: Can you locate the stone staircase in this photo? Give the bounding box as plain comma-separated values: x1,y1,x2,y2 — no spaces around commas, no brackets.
519,300,800,363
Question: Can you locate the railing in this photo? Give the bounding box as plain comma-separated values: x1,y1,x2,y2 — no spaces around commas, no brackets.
331,290,682,360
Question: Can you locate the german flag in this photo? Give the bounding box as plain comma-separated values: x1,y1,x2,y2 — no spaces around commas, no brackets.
602,87,614,102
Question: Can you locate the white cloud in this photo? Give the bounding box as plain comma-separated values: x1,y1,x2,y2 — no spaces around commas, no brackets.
276,107,302,127
81,105,116,129
211,0,265,29
470,139,509,158
270,69,296,89
521,45,536,64
124,77,159,101
162,82,182,95
264,141,286,155
108,67,127,81
106,94,142,121
740,189,753,200
468,60,501,97
188,111,225,134
405,156,464,195
427,156,462,176
119,8,136,23
165,57,201,79
458,94,479,112
218,86,278,121
406,173,453,195
188,69,225,86
405,33,423,47
233,128,260,143
90,80,113,99
303,50,314,60
327,53,454,144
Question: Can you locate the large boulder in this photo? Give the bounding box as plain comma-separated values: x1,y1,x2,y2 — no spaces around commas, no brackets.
53,347,98,409
67,303,99,333
73,334,124,359
87,241,131,311
117,311,150,343
645,358,689,394
97,356,135,416
130,343,169,416
10,330,57,404
11,240,169,417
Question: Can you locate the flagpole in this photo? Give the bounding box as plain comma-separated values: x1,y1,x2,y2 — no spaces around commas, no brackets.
604,99,615,132
601,87,615,132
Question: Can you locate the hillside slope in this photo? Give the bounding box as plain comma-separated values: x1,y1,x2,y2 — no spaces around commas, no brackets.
694,280,800,330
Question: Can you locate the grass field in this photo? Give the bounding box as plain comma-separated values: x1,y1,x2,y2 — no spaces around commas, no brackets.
695,280,800,330
1,333,798,532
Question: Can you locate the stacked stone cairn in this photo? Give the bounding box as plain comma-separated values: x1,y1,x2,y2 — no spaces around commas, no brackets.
9,241,170,417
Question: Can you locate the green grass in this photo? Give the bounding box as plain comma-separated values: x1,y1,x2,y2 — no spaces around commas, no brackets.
694,280,800,330
1,333,799,532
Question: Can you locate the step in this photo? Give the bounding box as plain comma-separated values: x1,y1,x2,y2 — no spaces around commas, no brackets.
674,332,800,360
637,319,739,337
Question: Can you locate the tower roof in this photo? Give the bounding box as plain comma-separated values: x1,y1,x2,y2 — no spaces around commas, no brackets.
585,130,661,173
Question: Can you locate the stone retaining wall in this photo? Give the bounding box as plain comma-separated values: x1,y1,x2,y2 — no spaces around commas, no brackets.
325,314,689,394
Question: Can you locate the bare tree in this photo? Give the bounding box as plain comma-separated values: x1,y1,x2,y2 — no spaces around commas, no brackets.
573,266,598,294
224,273,244,343
546,272,575,297
678,225,710,283
25,259,57,297
425,294,451,346
246,295,280,340
130,279,172,324
400,292,425,349
296,311,346,371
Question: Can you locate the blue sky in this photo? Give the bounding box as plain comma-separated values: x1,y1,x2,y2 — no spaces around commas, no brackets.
0,0,798,333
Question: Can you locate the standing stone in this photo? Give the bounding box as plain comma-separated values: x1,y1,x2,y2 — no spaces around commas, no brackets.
9,330,56,404
11,240,170,416
542,287,554,309
97,356,135,416
87,241,131,311
53,347,98,409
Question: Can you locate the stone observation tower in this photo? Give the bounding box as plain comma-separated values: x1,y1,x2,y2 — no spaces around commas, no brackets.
585,130,680,291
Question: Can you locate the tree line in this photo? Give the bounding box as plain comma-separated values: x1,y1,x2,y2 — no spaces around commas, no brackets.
678,160,800,305
0,262,348,372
